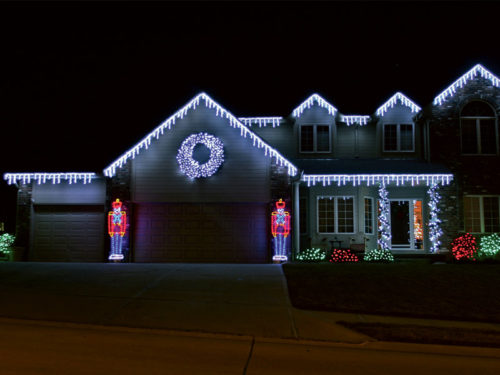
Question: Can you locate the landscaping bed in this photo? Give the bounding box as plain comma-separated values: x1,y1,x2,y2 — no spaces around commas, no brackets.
338,322,500,348
282,262,500,322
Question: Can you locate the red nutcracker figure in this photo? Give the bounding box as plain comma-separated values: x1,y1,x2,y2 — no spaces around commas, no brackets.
108,199,127,260
271,198,290,261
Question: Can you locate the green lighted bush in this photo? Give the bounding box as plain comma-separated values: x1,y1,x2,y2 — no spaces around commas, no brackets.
0,234,15,255
478,233,500,260
296,248,326,261
363,248,395,263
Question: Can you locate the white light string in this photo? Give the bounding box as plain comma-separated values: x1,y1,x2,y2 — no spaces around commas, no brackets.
341,115,370,126
292,94,338,118
301,174,453,187
103,93,298,178
433,64,500,105
376,92,421,117
238,117,283,128
4,173,96,185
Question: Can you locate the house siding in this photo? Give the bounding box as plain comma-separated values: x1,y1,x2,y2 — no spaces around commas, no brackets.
131,105,271,203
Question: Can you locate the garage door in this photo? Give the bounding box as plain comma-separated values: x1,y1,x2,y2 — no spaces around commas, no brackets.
133,203,268,263
32,205,105,262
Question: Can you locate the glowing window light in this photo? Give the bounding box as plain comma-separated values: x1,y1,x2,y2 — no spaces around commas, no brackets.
301,174,453,187
176,133,224,179
3,172,96,185
108,199,126,261
238,117,283,128
103,93,298,178
342,115,370,126
292,94,338,118
376,92,421,117
434,64,500,105
271,198,290,262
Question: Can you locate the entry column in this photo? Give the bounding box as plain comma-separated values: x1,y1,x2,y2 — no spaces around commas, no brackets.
377,182,391,251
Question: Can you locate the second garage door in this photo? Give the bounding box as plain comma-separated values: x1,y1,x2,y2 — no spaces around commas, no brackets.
133,203,269,263
32,205,105,262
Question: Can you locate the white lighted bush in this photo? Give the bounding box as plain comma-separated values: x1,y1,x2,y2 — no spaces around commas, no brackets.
363,248,394,263
478,233,500,259
0,234,15,255
296,248,326,261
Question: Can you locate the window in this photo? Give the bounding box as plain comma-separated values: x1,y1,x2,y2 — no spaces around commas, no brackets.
464,196,500,233
300,125,331,153
461,101,498,155
317,196,354,233
383,123,414,152
364,197,374,234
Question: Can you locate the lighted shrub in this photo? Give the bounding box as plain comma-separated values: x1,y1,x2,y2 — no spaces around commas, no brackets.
363,248,395,263
0,234,15,255
450,233,477,261
296,248,326,261
329,248,359,263
478,233,500,259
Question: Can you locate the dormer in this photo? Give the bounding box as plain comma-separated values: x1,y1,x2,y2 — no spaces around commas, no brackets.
291,94,338,157
375,92,421,156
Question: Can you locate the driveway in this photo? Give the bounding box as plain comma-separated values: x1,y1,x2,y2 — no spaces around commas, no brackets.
0,262,368,342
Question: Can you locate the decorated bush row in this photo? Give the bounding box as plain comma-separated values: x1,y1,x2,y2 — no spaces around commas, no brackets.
295,247,394,263
450,233,500,261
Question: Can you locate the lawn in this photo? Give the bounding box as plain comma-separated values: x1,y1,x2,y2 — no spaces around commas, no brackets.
282,261,500,322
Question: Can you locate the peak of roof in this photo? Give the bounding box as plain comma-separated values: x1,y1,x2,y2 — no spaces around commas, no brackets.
291,93,338,118
433,63,500,105
376,92,421,116
103,92,298,178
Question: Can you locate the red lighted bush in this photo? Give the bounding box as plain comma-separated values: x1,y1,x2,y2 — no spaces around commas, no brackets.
450,233,477,261
330,248,359,263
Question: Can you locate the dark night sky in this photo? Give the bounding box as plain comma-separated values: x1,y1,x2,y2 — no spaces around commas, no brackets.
1,1,500,228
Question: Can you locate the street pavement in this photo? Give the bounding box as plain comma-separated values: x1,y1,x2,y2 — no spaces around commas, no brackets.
0,262,499,374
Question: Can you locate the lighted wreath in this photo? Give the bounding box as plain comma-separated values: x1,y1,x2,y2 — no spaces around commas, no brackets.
176,133,225,178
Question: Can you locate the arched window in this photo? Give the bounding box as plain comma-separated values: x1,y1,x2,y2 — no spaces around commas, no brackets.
460,101,498,154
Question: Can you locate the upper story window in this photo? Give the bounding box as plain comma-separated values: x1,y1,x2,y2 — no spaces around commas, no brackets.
383,123,414,152
460,101,498,155
300,124,331,153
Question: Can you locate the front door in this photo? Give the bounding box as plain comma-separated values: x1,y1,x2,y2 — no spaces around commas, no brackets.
390,201,410,248
389,200,423,250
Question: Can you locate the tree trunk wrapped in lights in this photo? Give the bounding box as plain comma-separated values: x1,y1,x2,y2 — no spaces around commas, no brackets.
428,182,442,253
377,182,391,252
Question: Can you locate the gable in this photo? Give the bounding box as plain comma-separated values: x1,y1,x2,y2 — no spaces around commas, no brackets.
292,94,338,119
376,92,421,117
104,93,297,178
433,64,500,105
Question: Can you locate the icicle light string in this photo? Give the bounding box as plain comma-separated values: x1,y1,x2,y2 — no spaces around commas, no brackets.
104,93,297,178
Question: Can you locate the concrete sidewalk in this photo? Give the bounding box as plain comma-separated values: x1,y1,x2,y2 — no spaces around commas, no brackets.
0,262,498,345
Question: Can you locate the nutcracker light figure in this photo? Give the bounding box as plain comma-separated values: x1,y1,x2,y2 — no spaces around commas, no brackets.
108,198,126,261
271,198,290,261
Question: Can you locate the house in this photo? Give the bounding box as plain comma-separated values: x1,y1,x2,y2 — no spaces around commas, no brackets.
5,64,500,263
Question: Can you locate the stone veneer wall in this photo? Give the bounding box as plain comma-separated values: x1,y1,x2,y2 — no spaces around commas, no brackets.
426,76,500,249
15,183,33,260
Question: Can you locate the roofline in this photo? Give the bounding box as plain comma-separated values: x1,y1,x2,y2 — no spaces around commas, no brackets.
376,92,421,117
4,172,97,185
103,92,298,178
302,173,453,187
433,63,500,105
